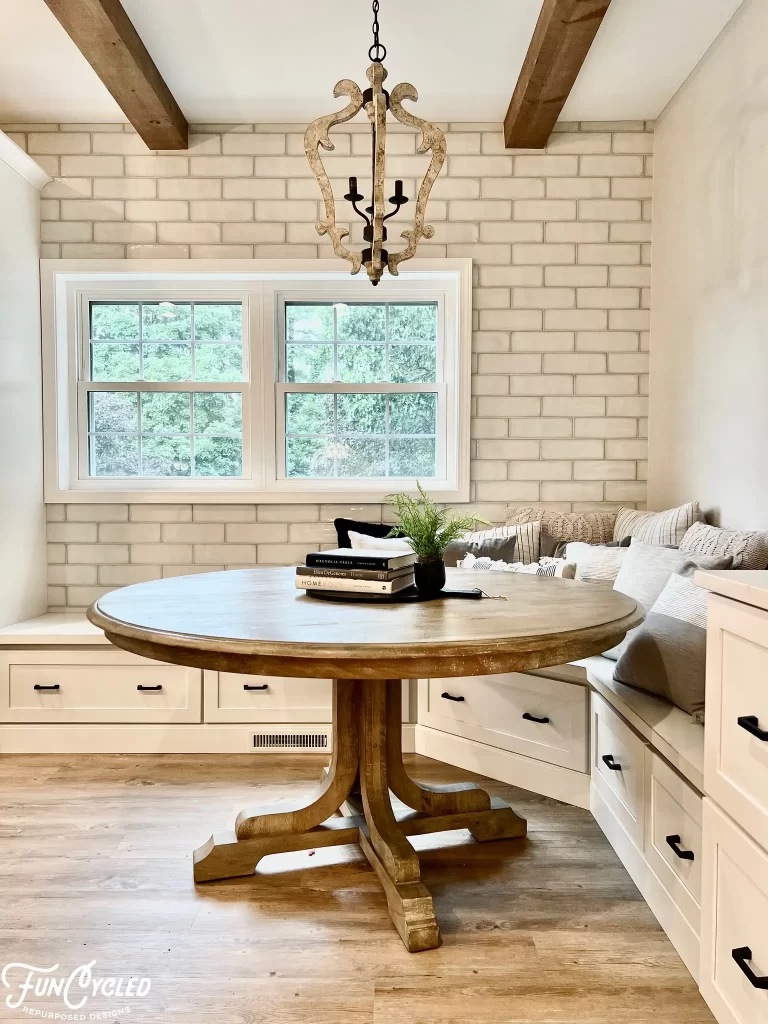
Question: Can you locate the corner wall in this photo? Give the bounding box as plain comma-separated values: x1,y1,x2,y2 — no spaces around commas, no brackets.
649,0,768,529
0,137,48,624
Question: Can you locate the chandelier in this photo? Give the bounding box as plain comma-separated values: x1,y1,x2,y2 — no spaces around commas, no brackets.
304,0,446,286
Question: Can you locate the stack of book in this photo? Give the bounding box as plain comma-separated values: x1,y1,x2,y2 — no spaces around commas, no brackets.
295,547,416,597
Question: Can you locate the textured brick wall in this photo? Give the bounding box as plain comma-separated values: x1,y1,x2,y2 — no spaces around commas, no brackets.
2,119,653,610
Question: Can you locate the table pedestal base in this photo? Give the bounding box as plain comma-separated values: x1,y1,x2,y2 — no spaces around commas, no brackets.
192,679,527,952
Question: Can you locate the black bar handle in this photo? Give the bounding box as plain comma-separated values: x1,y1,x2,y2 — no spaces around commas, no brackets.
34,684,60,691
738,715,768,741
732,947,768,989
244,683,269,691
441,692,465,702
602,754,622,771
522,712,550,724
137,684,162,692
665,834,695,861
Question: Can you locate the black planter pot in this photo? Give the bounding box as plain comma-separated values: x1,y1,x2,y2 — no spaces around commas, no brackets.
414,557,446,596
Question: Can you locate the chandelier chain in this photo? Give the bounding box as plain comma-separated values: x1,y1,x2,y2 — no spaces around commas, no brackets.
368,0,387,63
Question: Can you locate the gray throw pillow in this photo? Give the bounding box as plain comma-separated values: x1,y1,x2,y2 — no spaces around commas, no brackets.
444,533,517,567
614,574,708,719
603,539,732,660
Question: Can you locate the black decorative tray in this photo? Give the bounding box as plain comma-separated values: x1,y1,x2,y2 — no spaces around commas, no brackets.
303,587,481,604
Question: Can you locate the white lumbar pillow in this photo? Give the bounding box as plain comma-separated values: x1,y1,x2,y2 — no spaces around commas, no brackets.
348,530,414,553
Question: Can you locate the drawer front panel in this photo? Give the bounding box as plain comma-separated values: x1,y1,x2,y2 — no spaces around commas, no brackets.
702,799,768,1024
424,672,588,771
706,596,768,852
591,691,647,847
645,752,702,930
209,673,332,723
1,651,200,723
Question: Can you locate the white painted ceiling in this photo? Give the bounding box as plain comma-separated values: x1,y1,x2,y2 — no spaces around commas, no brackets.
0,0,746,125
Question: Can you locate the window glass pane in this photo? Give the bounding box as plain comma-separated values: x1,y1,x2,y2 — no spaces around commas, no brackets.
389,393,437,435
89,391,138,433
142,302,192,341
91,344,140,382
142,343,192,381
286,393,334,435
286,304,333,341
193,393,242,435
194,344,243,382
389,303,437,342
337,438,386,477
91,303,139,341
338,344,385,383
286,437,335,477
389,438,436,477
336,303,385,342
388,344,437,384
193,303,241,341
141,436,191,477
337,393,385,435
194,437,242,477
91,435,139,477
140,392,190,434
285,344,334,383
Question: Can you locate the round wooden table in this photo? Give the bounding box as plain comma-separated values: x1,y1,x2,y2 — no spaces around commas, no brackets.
88,565,642,952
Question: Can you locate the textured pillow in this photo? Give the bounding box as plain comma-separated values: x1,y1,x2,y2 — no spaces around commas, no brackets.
349,530,413,552
505,506,616,545
459,553,576,578
614,573,708,719
564,542,629,584
446,522,541,566
613,501,704,545
679,521,768,570
334,518,393,548
603,539,732,660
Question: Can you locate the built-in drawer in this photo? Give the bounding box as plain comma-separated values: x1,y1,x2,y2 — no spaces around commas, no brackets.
421,672,588,771
645,751,702,933
204,671,333,723
705,595,768,853
0,650,201,724
591,691,648,848
701,798,768,1024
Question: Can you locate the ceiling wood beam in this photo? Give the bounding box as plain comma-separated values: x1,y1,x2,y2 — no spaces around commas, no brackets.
504,0,612,150
42,0,188,150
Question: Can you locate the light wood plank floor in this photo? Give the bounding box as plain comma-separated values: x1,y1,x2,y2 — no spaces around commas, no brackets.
0,753,715,1023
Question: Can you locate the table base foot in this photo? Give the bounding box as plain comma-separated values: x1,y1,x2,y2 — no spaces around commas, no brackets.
192,679,527,950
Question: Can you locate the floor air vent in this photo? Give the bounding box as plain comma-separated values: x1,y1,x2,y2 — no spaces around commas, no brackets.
253,733,329,750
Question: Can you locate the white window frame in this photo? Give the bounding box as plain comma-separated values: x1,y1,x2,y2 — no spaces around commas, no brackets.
42,258,472,504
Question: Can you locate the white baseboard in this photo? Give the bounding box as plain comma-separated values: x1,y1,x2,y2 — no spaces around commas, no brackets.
591,783,701,982
415,724,590,809
0,723,417,755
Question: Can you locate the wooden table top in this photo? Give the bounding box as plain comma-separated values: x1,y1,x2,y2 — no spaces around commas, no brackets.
88,567,642,680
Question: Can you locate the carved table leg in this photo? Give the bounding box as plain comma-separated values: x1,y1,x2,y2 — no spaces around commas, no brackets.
192,677,526,952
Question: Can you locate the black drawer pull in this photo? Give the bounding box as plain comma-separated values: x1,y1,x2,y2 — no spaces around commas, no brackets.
244,684,269,691
441,692,465,702
522,712,550,724
137,685,162,692
665,834,695,861
602,754,622,771
33,684,60,691
732,947,768,989
738,715,768,742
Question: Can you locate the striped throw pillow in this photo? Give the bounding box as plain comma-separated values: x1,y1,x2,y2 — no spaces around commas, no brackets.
613,502,704,546
458,521,541,565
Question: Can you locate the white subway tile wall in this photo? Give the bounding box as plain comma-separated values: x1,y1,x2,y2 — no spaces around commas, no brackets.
3,120,653,609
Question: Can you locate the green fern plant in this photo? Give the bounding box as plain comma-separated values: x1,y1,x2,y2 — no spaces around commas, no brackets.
385,483,491,561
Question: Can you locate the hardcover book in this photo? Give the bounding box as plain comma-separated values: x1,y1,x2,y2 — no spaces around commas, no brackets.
296,573,415,595
296,565,413,582
305,548,416,571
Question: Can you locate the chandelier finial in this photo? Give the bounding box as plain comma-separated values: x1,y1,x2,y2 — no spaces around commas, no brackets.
304,0,446,285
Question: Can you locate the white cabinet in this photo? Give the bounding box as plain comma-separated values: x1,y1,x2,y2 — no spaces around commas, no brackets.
591,691,648,848
0,649,201,724
701,799,768,1024
203,671,333,723
704,594,768,854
